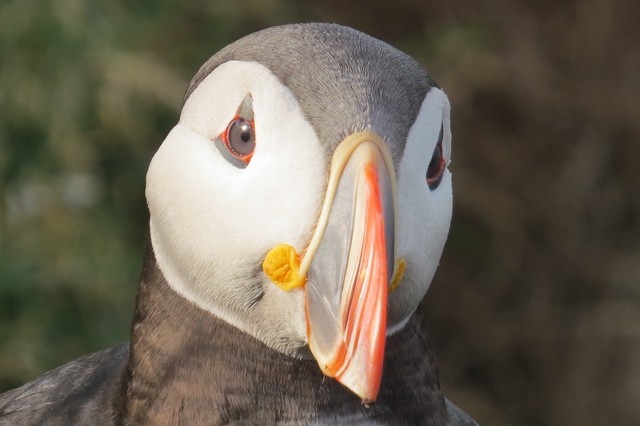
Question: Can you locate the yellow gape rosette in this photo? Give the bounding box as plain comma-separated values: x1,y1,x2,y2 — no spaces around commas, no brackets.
262,244,305,291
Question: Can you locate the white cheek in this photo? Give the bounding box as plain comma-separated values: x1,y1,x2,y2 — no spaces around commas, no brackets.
145,61,326,347
398,171,452,284
147,124,245,270
390,88,453,329
148,62,326,269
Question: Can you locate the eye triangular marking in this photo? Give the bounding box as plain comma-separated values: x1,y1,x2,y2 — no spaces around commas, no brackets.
236,94,254,121
214,94,255,169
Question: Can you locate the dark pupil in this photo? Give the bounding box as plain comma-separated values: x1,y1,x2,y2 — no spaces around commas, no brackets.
240,126,251,142
229,119,255,155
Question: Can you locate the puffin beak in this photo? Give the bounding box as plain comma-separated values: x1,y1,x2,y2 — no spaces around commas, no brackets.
303,131,398,402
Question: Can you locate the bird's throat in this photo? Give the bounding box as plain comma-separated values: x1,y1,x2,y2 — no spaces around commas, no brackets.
121,245,448,424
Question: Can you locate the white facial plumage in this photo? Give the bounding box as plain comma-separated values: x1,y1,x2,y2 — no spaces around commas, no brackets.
390,88,452,332
147,61,327,354
146,59,452,355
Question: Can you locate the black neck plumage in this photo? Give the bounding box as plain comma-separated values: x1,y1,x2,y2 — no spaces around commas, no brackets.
118,246,448,425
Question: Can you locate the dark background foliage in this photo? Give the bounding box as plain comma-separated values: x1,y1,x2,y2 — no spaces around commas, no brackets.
1,1,638,424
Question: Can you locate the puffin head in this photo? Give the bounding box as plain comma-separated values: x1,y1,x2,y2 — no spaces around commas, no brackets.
145,23,452,402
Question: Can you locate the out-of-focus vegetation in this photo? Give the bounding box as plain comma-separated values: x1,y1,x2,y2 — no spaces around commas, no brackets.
1,1,638,424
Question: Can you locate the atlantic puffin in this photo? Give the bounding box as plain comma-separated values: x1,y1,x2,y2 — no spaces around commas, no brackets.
0,23,477,425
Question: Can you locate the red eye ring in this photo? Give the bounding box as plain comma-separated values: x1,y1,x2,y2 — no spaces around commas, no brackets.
219,115,256,164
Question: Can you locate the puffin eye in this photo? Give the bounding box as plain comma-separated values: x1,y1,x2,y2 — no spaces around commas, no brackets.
426,124,445,190
213,94,255,168
225,118,255,160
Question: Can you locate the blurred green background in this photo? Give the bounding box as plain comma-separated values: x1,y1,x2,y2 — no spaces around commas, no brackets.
1,0,639,424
